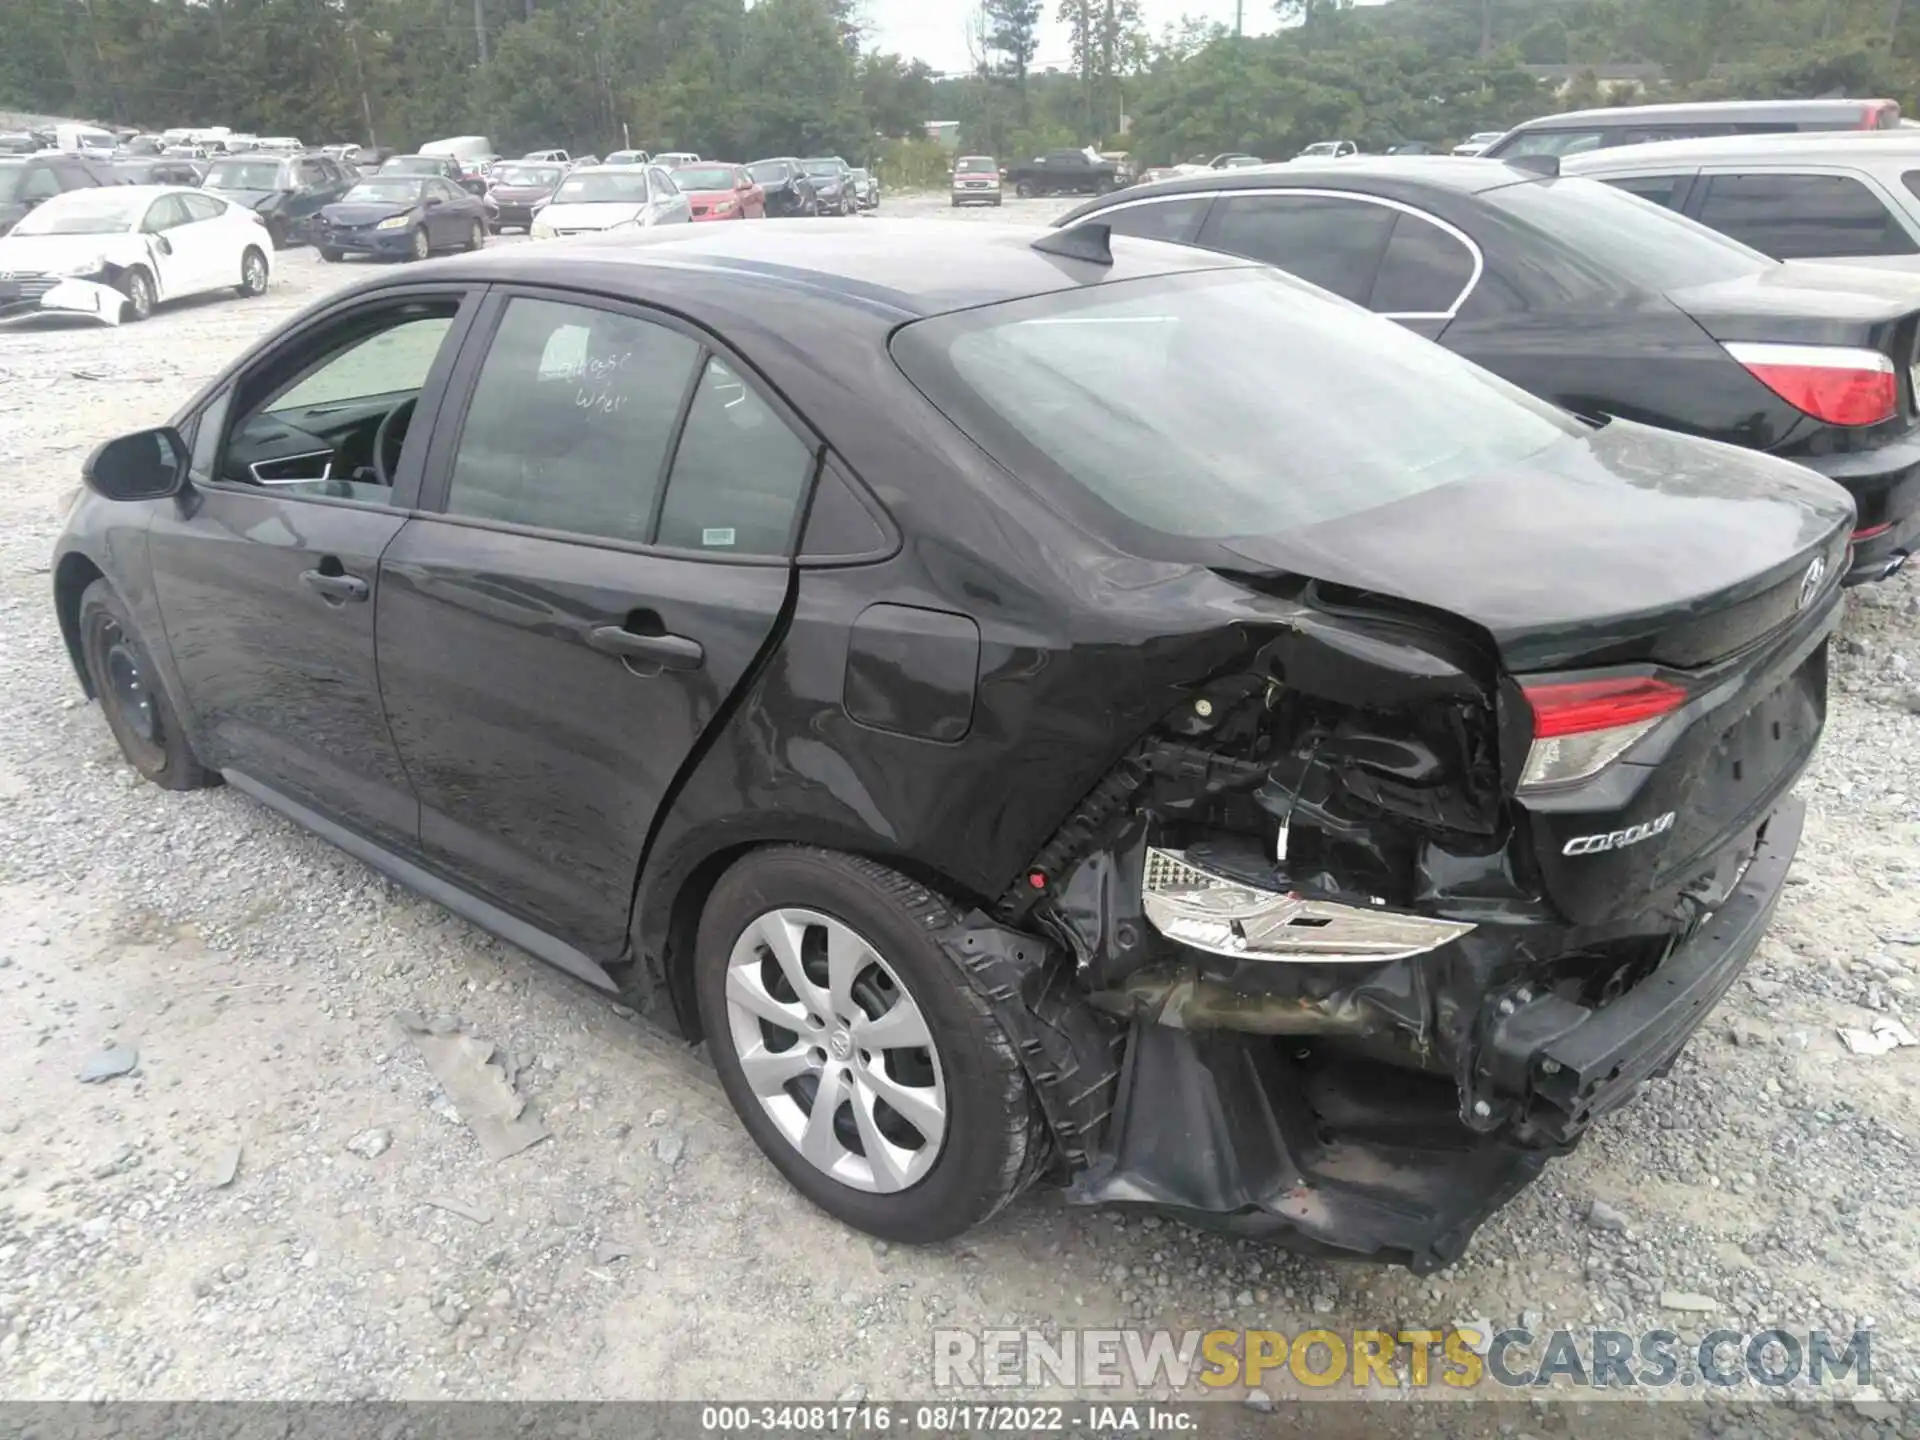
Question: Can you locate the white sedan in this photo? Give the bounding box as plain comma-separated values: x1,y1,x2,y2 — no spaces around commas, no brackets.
0,184,274,326
529,165,692,238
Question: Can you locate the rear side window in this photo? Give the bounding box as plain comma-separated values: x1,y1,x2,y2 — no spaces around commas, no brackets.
1694,172,1917,258
1196,193,1397,303
1096,197,1210,244
655,357,814,555
180,192,225,222
1480,177,1771,291
892,269,1581,552
445,297,702,543
1367,211,1476,315
1601,172,1691,210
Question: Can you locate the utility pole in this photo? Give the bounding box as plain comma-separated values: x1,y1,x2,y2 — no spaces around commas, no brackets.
473,0,490,66
1235,0,1244,36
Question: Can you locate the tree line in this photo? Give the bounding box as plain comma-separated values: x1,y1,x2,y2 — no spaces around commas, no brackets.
2,0,1919,170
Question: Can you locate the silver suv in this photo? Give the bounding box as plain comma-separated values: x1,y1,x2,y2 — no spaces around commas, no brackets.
1562,130,1920,272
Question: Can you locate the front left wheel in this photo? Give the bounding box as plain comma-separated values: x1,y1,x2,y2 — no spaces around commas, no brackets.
695,848,1046,1243
235,246,268,298
406,226,430,262
77,580,216,792
464,219,485,252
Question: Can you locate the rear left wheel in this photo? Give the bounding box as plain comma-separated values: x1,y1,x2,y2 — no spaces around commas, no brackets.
695,848,1046,1242
77,580,215,792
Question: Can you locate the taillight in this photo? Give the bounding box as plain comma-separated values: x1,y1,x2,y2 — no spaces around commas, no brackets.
1725,342,1897,427
1519,676,1688,791
1853,520,1893,541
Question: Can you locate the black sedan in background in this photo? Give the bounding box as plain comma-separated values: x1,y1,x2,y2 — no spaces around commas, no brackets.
800,157,855,215
312,175,488,262
484,160,567,233
746,158,818,217
202,152,356,248
55,222,1842,1271
1059,159,1920,582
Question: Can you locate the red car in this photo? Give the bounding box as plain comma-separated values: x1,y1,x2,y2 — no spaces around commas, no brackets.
672,162,765,221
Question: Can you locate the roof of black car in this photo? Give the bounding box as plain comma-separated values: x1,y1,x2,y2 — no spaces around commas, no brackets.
437,218,1255,317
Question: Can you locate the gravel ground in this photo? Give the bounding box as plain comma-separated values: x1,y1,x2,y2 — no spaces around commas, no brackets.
1,191,1917,1429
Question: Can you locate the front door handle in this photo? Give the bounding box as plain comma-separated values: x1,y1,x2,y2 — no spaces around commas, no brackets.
300,568,370,603
587,625,704,672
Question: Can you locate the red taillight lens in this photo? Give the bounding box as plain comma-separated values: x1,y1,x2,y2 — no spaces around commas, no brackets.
1853,520,1893,541
1519,676,1688,790
1725,342,1897,428
1525,677,1689,738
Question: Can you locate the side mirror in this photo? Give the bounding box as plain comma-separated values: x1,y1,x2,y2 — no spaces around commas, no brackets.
155,234,172,254
83,427,188,502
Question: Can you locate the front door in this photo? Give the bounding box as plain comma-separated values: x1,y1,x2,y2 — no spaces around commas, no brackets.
377,289,816,954
146,287,480,850
136,193,204,298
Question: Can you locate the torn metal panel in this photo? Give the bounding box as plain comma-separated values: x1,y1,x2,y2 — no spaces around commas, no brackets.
936,911,1124,1174
1067,1023,1546,1274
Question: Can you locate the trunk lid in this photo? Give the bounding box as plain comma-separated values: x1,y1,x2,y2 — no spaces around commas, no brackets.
1220,419,1852,673
1222,420,1848,929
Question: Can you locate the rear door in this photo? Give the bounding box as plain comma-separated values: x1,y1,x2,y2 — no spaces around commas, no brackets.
377,288,814,954
136,193,202,297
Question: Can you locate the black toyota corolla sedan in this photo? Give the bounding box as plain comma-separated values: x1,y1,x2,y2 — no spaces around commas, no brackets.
53,222,1847,1270
1058,158,1920,584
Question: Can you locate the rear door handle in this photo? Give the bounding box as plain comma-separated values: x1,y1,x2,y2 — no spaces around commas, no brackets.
300,568,370,603
587,625,704,672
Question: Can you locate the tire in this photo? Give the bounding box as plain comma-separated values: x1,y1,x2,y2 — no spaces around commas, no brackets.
1015,179,1036,199
116,266,155,322
319,247,342,263
464,219,484,252
487,222,502,235
235,246,268,298
406,226,430,262
77,580,215,792
265,216,287,250
696,847,1046,1243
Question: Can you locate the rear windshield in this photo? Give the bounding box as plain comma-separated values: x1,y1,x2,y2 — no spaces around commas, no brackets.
1480,177,1772,290
205,159,284,189
675,165,737,189
892,269,1581,549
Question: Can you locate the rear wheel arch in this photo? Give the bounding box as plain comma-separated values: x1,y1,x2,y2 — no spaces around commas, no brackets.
637,833,994,1043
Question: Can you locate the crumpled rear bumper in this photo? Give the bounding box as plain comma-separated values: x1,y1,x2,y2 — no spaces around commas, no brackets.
949,798,1803,1272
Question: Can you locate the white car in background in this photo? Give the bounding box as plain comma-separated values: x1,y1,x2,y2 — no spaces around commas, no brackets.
529,164,692,237
1452,131,1508,157
0,185,273,326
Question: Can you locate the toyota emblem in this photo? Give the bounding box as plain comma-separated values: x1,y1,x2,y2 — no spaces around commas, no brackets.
1797,556,1827,611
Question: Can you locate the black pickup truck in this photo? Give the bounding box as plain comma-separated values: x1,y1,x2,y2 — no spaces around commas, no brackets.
1005,148,1120,199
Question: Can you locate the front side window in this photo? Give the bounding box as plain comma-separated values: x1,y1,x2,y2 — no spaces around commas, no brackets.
445,297,701,543
218,304,461,501
648,167,680,196
141,195,193,232
655,358,814,555
1196,193,1399,304
1097,197,1210,244
892,269,1581,552
179,192,225,223
1694,172,1918,259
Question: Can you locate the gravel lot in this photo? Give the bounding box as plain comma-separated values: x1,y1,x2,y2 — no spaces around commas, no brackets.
1,191,1918,1428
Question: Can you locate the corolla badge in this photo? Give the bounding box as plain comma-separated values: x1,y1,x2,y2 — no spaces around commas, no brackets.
1797,556,1827,611
1562,811,1676,857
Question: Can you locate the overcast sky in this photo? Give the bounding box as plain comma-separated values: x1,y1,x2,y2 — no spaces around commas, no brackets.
863,0,1280,75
